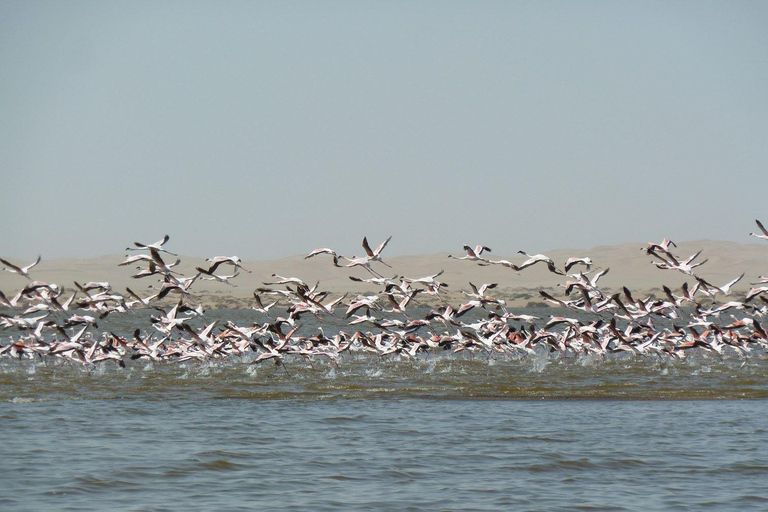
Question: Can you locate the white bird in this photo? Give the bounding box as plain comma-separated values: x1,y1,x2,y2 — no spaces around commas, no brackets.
448,245,492,264
305,247,336,258
125,287,159,308
749,219,768,241
349,275,399,286
401,270,449,296
147,276,197,300
205,256,251,274
643,238,677,256
196,267,239,286
119,252,168,267
564,257,594,273
304,248,341,267
463,282,499,300
263,274,311,290
130,259,181,279
384,289,420,316
345,294,381,318
1,255,41,280
362,236,393,268
517,251,564,275
746,285,768,303
651,249,707,276
0,290,23,309
694,273,744,298
126,235,177,256
78,281,112,293
401,270,447,288
252,293,278,316
485,258,520,271
19,281,60,298
338,255,386,278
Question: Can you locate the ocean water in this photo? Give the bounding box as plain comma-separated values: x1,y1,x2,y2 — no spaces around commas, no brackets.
3,308,768,510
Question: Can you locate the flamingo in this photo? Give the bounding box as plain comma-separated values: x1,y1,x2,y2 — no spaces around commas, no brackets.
304,248,341,266
643,238,677,256
694,273,745,298
650,249,707,276
563,257,594,273
252,293,278,316
401,270,449,296
125,234,177,255
517,251,564,275
0,255,41,280
338,255,386,278
448,245,492,264
196,267,239,286
749,219,768,241
362,236,393,268
205,256,251,273
349,275,399,286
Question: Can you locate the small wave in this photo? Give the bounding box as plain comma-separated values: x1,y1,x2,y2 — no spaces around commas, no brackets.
67,475,140,493
198,459,245,471
526,458,597,472
10,396,40,403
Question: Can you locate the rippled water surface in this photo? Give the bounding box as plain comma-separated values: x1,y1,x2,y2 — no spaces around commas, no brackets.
3,310,768,510
2,398,768,511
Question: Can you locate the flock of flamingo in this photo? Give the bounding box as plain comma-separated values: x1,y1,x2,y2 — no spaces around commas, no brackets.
2,220,768,368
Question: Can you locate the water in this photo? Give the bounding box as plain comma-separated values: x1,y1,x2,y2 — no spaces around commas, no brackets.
3,308,768,510
2,398,768,511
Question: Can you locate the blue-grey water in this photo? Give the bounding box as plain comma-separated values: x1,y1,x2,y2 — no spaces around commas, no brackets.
3,398,768,511
3,308,768,510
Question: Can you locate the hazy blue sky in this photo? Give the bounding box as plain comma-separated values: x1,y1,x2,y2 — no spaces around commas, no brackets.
2,1,767,260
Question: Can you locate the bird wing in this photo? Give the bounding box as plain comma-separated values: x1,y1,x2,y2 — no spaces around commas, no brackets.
23,255,42,272
0,258,22,273
682,249,703,265
756,219,768,236
362,237,374,257
374,236,392,256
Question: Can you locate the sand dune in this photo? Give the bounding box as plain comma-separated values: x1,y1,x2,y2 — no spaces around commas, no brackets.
2,240,767,305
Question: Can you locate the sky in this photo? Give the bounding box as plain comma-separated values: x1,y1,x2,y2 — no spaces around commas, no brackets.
2,1,767,260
